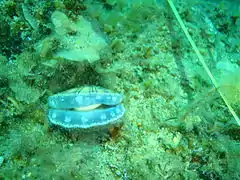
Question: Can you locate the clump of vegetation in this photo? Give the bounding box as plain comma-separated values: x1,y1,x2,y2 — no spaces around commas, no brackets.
0,0,239,179
219,69,240,107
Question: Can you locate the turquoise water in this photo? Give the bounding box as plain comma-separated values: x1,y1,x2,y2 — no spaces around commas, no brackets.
0,0,239,179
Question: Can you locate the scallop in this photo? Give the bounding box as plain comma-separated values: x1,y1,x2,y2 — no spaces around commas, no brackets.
47,86,125,128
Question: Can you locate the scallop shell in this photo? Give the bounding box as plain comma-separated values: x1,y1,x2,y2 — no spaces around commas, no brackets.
47,86,125,128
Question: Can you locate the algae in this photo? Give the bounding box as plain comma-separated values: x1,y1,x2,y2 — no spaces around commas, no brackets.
0,0,239,179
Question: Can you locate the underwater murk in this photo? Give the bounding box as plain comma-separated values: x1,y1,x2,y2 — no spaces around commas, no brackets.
0,0,239,179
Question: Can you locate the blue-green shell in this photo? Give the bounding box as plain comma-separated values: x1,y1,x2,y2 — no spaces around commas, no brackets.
47,86,125,128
